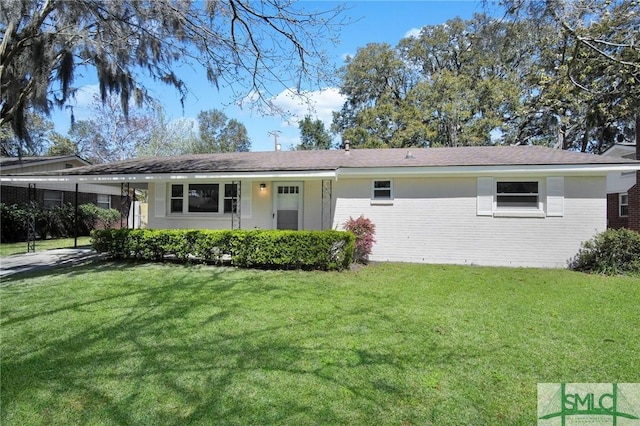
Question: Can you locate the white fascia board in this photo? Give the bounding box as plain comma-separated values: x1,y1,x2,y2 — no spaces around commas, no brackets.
335,163,640,179
0,156,90,171
1,170,337,184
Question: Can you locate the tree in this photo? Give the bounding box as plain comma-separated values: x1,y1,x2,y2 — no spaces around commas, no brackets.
193,109,251,153
46,133,78,156
331,43,415,148
499,0,640,151
0,113,53,156
0,0,347,145
333,8,637,152
296,116,332,150
137,107,198,157
68,94,155,163
333,15,525,148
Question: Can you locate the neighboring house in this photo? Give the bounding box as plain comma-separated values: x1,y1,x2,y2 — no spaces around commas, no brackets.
2,146,639,268
0,155,122,211
602,142,640,232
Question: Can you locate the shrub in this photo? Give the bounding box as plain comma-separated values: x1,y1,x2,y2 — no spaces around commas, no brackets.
40,204,76,238
343,215,376,263
97,207,121,229
79,204,121,232
0,203,30,242
569,228,640,275
91,229,355,271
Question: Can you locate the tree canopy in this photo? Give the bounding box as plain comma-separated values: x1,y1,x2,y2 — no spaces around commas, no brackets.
296,116,332,150
0,0,346,148
193,109,251,153
333,4,639,152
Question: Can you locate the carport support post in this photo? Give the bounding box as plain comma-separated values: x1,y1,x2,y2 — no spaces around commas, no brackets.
74,183,79,248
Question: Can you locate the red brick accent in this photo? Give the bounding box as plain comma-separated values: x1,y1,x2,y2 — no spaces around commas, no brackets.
607,193,629,229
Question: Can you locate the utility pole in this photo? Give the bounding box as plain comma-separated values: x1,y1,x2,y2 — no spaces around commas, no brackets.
268,130,281,151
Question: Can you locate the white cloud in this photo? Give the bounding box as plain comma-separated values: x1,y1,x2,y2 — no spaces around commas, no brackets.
62,84,100,122
404,27,422,39
341,52,353,63
269,87,346,130
71,84,100,108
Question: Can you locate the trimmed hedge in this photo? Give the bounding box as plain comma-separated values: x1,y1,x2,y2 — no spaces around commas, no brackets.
91,229,355,271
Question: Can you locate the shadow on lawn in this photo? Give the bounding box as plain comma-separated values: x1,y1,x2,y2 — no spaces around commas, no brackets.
0,261,487,424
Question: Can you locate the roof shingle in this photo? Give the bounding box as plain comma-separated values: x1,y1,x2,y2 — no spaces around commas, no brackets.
6,146,639,176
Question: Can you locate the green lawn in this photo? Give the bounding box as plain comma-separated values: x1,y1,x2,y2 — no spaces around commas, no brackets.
0,236,92,257
1,262,638,425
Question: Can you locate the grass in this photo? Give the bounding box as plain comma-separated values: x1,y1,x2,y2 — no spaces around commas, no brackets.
0,236,92,257
1,262,638,425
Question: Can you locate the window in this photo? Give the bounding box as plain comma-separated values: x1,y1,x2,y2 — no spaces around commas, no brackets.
496,181,539,209
170,184,184,213
620,193,629,217
277,185,299,194
43,190,63,208
170,183,240,214
373,180,392,200
97,194,111,209
188,184,219,213
224,183,238,213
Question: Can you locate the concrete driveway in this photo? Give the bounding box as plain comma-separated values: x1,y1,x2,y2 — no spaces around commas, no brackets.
0,248,102,279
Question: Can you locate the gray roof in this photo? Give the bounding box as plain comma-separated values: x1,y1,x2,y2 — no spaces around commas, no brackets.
6,146,639,176
0,155,90,171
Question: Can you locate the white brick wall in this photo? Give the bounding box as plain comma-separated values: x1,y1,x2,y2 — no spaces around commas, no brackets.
332,176,606,268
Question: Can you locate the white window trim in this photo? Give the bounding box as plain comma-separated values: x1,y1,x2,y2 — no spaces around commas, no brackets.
97,194,111,209
477,177,563,218
223,183,239,214
494,178,544,216
168,182,239,215
43,190,63,208
619,193,629,217
170,183,185,214
371,179,394,205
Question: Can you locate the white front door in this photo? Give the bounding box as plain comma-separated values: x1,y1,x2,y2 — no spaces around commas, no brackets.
273,182,303,230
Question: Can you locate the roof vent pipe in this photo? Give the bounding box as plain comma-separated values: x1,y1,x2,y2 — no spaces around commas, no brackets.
344,140,350,152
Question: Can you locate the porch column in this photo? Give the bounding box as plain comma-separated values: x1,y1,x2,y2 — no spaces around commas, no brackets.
74,183,78,248
321,179,332,230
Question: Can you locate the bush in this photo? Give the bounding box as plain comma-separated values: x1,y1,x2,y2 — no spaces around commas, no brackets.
569,228,640,275
91,229,354,271
97,207,121,229
0,203,30,242
0,202,121,243
78,204,120,232
343,215,376,263
37,204,75,239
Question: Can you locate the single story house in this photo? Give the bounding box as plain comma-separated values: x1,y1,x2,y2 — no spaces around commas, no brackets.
602,141,640,232
3,145,640,268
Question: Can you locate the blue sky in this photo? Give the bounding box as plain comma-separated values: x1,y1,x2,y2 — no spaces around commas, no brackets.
51,1,490,152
